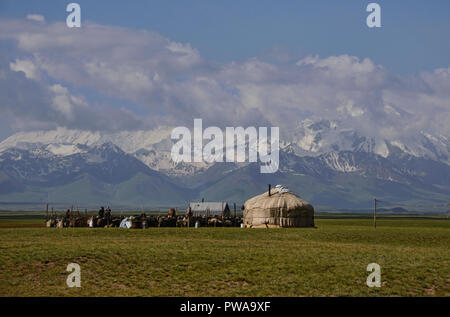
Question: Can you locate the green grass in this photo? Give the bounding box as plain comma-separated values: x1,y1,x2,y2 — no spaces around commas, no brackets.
0,218,449,297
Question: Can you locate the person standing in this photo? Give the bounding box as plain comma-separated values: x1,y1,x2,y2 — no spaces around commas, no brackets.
105,207,112,226
98,206,105,218
186,206,192,227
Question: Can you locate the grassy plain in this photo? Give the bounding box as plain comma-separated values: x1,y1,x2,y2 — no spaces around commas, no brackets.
0,216,448,297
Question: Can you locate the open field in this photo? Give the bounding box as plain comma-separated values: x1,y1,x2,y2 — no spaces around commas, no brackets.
0,217,449,297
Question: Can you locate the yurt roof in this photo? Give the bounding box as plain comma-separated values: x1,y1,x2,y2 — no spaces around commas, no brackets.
244,187,313,211
189,202,228,213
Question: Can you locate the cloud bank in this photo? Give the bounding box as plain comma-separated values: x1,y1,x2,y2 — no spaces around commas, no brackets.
0,17,449,143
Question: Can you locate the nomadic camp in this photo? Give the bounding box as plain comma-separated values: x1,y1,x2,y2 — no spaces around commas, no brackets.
45,204,241,229
243,185,315,228
45,188,315,229
189,202,231,217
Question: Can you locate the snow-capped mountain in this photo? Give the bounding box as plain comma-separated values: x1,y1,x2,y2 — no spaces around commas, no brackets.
283,119,450,165
0,126,210,177
0,119,449,209
0,142,154,183
0,142,191,206
0,127,172,153
1,119,449,176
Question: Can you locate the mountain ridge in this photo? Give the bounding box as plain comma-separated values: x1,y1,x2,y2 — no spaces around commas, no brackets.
0,120,449,210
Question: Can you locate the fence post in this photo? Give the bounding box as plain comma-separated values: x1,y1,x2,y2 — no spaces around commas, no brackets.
374,199,377,228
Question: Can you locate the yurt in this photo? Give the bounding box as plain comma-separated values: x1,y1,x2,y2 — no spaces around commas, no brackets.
243,185,314,228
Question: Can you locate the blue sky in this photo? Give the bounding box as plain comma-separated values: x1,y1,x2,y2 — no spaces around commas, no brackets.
1,0,449,74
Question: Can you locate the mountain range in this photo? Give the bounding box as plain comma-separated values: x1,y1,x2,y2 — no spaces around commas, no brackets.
0,119,449,212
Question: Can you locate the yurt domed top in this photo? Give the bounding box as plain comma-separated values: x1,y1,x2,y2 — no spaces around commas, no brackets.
243,185,314,228
244,185,313,212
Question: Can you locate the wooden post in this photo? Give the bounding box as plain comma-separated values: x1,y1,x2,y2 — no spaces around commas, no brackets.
46,203,49,221
374,199,377,228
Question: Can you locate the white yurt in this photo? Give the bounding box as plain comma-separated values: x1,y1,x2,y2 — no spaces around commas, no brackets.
243,185,314,228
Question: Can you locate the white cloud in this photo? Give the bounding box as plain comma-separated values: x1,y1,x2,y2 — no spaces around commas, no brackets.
10,59,39,79
297,54,377,74
337,100,364,117
0,17,448,144
49,84,89,121
26,14,45,23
